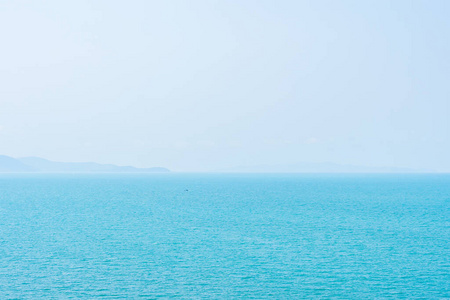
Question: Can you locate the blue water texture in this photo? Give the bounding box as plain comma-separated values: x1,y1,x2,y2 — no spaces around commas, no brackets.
0,174,449,298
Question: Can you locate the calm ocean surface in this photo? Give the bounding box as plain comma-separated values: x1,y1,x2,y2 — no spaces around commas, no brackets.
0,174,449,299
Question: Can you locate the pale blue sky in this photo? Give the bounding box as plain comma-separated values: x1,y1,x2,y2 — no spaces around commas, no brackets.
0,0,448,171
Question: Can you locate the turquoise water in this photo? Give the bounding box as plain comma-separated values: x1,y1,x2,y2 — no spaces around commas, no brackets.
0,174,449,298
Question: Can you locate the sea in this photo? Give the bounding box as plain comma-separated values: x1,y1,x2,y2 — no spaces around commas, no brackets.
0,173,449,299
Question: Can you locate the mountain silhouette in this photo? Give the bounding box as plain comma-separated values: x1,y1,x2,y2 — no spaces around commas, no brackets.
0,155,169,173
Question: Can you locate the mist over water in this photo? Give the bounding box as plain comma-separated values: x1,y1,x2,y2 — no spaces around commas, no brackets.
1,1,449,298
1,174,448,298
1,1,449,172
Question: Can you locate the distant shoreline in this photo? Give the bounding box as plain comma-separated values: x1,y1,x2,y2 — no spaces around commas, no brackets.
0,155,169,173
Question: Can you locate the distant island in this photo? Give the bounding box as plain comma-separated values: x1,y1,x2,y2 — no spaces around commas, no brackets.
215,162,432,173
0,155,169,173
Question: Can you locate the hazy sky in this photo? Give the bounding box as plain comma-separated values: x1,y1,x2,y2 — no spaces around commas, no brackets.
0,0,449,171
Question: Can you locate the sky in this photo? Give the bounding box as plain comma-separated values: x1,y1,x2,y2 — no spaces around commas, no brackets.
0,0,449,172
